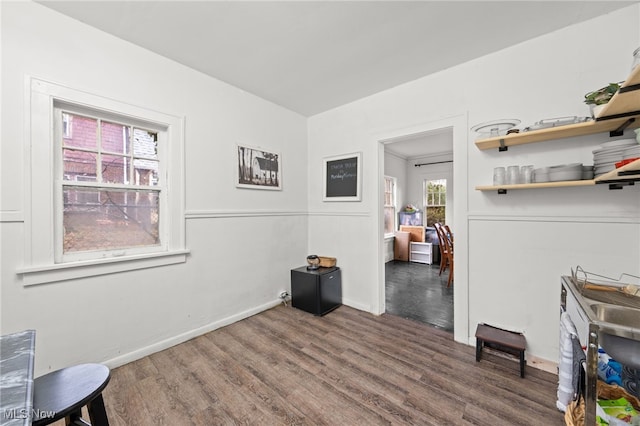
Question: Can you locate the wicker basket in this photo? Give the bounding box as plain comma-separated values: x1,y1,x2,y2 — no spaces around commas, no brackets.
565,382,640,425
319,256,336,268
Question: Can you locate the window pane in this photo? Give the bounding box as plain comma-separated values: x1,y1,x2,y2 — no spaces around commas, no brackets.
63,149,97,180
425,179,446,227
63,114,97,149
63,188,159,253
384,206,395,234
134,159,159,186
101,121,130,154
102,154,129,184
426,206,445,227
133,128,158,160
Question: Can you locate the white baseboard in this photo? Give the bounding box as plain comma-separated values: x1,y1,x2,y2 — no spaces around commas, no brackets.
103,299,281,369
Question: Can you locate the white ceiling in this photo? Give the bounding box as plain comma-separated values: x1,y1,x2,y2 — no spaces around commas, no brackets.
383,127,453,160
38,1,635,118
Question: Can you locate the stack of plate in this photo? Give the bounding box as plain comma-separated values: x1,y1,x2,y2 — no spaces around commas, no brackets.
548,163,583,182
593,139,639,177
623,144,640,160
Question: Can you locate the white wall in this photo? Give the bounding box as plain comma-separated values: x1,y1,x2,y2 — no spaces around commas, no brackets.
1,2,308,375
308,5,640,363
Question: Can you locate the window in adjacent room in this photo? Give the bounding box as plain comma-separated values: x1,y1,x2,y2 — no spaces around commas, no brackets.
384,176,396,236
424,178,446,227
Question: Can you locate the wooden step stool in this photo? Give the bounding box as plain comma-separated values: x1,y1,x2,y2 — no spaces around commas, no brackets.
475,323,526,378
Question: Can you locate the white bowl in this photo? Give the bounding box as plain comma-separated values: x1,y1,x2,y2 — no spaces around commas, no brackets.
549,170,582,181
534,172,550,183
549,163,583,171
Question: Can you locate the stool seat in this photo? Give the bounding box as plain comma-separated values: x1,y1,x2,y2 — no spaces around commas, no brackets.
475,323,527,378
33,363,110,426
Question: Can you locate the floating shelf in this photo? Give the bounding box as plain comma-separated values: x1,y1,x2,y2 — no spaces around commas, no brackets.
474,66,640,152
475,159,640,193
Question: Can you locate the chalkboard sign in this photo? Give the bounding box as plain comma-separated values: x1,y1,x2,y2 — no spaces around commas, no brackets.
323,152,361,201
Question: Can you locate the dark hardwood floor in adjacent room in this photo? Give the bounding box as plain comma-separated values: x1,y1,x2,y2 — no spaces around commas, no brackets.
385,260,453,332
94,305,563,426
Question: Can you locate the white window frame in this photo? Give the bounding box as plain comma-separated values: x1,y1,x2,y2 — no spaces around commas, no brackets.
383,176,396,237
18,77,188,286
423,178,447,225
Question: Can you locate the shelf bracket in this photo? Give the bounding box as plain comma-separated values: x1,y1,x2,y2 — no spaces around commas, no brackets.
607,180,635,190
498,139,508,152
497,189,507,194
609,117,635,137
619,83,640,94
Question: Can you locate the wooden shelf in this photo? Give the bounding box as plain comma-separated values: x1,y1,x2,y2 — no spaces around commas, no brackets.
476,159,640,192
476,180,595,192
595,65,640,119
594,157,640,183
474,118,640,151
474,66,640,151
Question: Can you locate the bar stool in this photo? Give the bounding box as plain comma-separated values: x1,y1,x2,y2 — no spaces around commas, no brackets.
32,363,110,426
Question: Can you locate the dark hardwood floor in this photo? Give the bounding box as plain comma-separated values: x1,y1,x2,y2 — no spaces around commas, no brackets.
86,304,563,425
385,260,453,332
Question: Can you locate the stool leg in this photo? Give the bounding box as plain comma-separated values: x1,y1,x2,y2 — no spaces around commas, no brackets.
519,351,525,378
65,408,83,425
87,394,110,426
475,339,482,362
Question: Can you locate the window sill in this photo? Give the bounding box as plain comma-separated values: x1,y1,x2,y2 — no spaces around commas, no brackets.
17,250,190,286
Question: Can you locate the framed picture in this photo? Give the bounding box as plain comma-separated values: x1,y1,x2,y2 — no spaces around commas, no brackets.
323,152,361,201
237,144,282,190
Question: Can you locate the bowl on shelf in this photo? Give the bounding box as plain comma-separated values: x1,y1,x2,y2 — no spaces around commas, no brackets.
548,163,583,182
533,167,550,183
470,119,520,138
549,170,582,182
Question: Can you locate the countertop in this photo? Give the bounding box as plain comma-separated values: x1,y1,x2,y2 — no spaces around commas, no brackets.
0,330,36,426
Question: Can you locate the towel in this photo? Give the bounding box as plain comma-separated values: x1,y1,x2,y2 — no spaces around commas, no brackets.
558,312,579,411
572,334,586,400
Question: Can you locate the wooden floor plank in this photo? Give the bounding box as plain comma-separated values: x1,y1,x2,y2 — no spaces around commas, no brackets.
100,305,564,425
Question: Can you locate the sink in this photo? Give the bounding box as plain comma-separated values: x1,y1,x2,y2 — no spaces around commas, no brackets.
591,303,640,329
591,303,640,369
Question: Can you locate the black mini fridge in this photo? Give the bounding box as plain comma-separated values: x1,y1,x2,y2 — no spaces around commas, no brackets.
290,266,342,316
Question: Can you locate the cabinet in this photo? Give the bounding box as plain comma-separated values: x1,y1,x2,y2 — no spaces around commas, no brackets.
394,232,410,261
410,242,432,264
291,266,342,316
475,65,640,192
560,276,640,425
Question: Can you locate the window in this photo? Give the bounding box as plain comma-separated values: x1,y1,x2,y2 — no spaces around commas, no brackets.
57,109,161,259
384,176,396,236
20,78,187,285
424,179,446,227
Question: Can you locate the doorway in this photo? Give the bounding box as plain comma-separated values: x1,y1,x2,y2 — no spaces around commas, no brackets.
381,127,454,331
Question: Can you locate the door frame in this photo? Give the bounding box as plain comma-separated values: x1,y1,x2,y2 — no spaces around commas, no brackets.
374,113,469,344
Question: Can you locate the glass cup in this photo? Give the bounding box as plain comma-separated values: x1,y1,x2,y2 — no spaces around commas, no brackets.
520,165,534,184
493,167,506,185
507,165,520,185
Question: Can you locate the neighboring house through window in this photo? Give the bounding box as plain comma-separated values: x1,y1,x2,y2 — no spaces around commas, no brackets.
59,109,162,258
